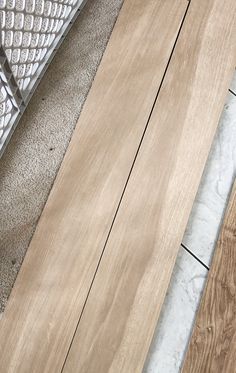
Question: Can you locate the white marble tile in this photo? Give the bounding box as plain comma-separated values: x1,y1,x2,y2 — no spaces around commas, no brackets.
183,92,236,267
144,248,207,373
230,69,236,94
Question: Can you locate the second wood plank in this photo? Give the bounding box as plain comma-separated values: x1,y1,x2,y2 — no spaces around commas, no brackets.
63,0,236,371
0,1,188,372
182,180,236,372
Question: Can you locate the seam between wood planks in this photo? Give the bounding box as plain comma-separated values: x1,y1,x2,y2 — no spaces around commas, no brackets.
60,3,192,371
0,1,189,372
62,0,236,370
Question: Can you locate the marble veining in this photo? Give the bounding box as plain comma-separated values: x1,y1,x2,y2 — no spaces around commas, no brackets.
144,248,207,373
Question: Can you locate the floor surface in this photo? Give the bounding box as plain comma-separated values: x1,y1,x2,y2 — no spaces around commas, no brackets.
0,0,123,313
0,0,236,370
145,85,236,372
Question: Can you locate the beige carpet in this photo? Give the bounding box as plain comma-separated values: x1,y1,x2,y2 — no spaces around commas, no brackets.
0,0,123,313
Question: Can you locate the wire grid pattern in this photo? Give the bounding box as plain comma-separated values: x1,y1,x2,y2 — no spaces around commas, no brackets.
0,0,84,95
0,63,18,145
0,0,85,155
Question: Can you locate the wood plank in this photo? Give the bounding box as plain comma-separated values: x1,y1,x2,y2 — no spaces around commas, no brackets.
62,1,236,372
182,180,236,373
0,1,188,372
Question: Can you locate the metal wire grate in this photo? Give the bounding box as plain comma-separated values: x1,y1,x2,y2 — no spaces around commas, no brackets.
0,0,86,155
0,63,18,145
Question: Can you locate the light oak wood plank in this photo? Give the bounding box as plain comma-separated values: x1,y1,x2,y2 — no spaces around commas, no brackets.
182,180,236,373
63,1,236,372
0,1,188,372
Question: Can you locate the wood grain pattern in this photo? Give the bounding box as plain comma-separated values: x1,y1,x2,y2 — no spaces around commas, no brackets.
182,180,236,373
0,1,188,372
63,1,236,372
